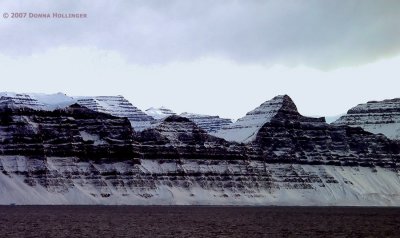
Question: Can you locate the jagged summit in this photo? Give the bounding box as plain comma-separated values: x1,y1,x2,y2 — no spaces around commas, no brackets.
333,98,400,140
212,95,301,143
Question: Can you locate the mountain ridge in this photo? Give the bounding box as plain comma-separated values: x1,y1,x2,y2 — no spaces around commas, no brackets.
0,92,400,205
333,98,400,140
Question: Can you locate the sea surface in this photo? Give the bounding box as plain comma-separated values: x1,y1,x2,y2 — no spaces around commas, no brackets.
0,206,399,237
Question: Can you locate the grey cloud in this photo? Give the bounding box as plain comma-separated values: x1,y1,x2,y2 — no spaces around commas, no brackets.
0,0,399,69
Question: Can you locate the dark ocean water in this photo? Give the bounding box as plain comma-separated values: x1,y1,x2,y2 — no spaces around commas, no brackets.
0,206,399,237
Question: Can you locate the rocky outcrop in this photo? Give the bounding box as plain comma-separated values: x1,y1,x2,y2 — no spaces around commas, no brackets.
180,112,232,133
0,102,137,161
76,96,155,132
333,98,400,140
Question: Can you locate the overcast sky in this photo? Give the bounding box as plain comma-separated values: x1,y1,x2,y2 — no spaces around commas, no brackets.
0,0,399,119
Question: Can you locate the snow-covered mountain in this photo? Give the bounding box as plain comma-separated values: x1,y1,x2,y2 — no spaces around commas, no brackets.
212,95,295,143
0,92,75,110
333,98,400,140
76,96,155,132
0,92,157,132
0,92,400,205
145,107,176,120
180,112,232,133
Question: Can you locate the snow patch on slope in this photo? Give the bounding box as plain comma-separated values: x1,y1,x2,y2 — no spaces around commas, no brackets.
0,92,46,110
1,157,400,205
30,93,76,110
0,92,76,111
145,107,176,120
212,95,287,143
76,96,154,132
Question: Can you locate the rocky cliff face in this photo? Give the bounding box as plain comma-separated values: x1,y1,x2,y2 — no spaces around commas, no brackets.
250,99,400,168
180,112,232,133
0,102,137,161
76,96,155,132
212,95,400,167
0,93,400,205
333,98,400,140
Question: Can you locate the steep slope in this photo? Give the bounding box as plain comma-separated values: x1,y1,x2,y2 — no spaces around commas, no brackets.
333,98,400,140
145,107,176,120
76,96,155,132
212,95,299,143
2,157,400,205
180,112,232,133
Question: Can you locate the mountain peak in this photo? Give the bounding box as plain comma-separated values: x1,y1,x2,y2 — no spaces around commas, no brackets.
278,95,298,112
212,94,300,143
248,95,298,116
